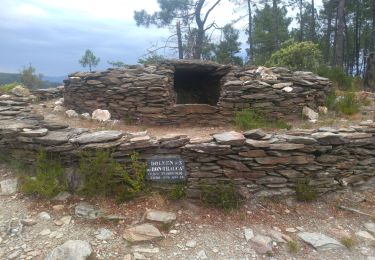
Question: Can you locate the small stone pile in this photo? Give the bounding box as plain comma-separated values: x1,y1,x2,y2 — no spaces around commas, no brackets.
1,87,375,198
63,60,331,125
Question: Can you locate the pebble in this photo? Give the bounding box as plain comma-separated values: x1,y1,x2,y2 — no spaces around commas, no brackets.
285,228,297,233
244,228,255,241
196,250,208,259
52,205,64,211
38,212,51,221
186,240,197,248
39,229,51,236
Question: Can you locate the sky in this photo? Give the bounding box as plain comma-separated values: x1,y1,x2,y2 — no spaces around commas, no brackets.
0,0,322,77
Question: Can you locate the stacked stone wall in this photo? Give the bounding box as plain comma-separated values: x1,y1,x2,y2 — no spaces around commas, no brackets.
63,61,331,125
1,92,375,198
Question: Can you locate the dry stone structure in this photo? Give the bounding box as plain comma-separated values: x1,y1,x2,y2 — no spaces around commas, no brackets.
64,60,331,125
2,89,375,198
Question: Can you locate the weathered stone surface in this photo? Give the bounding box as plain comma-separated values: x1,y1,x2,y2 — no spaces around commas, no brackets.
213,131,245,146
312,132,346,145
239,150,267,157
65,110,79,118
243,129,266,139
92,109,111,122
298,232,343,250
302,106,319,121
269,143,305,150
123,223,163,242
184,143,231,155
70,131,123,144
255,156,314,165
45,240,92,260
145,210,176,224
217,160,250,171
250,235,272,254
20,128,48,137
75,202,102,219
0,178,18,195
245,139,271,148
11,85,30,97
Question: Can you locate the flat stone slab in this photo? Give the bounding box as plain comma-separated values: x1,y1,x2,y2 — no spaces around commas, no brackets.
297,232,344,250
20,128,48,137
123,223,163,242
145,210,176,224
70,131,123,144
213,131,245,146
269,143,305,150
35,129,86,146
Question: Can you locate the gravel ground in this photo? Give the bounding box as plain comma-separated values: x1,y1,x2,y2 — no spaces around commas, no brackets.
1,164,375,260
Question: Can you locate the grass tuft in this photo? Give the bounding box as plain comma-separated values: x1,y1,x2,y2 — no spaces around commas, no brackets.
200,181,243,211
234,109,291,130
287,240,299,253
295,179,318,202
340,236,355,249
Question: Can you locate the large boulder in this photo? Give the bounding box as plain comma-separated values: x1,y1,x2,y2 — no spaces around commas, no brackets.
92,109,111,122
45,240,92,260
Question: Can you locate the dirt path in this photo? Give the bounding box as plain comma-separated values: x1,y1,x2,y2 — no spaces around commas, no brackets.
1,164,375,259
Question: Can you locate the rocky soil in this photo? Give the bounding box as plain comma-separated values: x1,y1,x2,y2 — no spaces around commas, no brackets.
1,164,375,260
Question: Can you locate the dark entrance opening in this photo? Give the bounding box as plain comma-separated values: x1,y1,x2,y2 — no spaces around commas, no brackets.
173,65,223,105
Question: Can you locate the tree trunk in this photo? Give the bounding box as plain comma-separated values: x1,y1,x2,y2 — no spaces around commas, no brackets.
272,0,280,50
355,1,360,75
247,0,253,64
364,53,375,90
311,0,316,42
299,0,303,42
334,0,345,68
372,0,375,52
324,0,332,63
176,21,183,59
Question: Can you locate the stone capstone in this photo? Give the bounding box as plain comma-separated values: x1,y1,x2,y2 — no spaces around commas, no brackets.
213,131,245,146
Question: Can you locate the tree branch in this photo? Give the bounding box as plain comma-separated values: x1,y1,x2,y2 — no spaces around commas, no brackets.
203,0,221,25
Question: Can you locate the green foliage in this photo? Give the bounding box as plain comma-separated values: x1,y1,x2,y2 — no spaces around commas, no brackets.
168,184,186,201
325,91,337,110
316,66,353,90
234,109,291,130
0,82,19,94
295,179,318,202
252,4,292,65
336,92,360,115
340,236,355,249
108,60,126,68
214,24,243,66
287,240,299,253
266,41,322,71
78,150,146,202
20,150,67,198
20,64,43,90
200,182,242,211
79,49,100,72
138,54,165,65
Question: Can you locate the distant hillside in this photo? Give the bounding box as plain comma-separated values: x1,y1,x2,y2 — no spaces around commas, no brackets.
0,72,20,84
0,72,65,89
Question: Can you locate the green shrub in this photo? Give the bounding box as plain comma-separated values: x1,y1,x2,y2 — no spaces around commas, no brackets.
316,66,353,90
266,41,322,71
168,184,187,201
336,92,360,115
287,240,299,253
340,236,355,249
234,109,291,130
325,91,337,110
200,182,243,211
78,150,146,202
295,179,318,202
20,150,67,198
0,82,20,94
